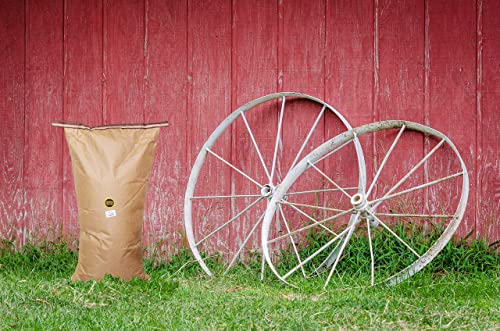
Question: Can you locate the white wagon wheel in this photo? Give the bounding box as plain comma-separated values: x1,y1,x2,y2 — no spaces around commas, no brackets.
184,92,366,276
261,120,469,288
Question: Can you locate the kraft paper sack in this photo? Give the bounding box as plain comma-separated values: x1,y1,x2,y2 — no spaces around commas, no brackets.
54,122,168,282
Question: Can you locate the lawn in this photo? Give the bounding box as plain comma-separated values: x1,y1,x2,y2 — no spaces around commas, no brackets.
0,241,498,330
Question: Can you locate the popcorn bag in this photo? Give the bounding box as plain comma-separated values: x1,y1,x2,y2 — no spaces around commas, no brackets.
53,122,168,282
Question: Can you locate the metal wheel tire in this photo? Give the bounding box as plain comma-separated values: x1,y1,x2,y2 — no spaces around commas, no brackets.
184,92,366,276
261,120,469,288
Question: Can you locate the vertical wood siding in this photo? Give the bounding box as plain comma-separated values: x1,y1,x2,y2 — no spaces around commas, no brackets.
63,0,104,244
0,0,25,243
145,0,189,253
0,0,498,247
24,0,64,241
427,0,477,238
231,0,278,251
478,0,499,241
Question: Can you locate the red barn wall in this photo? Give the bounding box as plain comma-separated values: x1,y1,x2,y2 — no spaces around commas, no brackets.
0,0,498,250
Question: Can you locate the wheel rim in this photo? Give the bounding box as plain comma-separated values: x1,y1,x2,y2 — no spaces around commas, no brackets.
262,120,469,288
184,92,366,276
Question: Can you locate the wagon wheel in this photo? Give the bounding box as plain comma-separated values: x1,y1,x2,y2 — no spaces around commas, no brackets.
184,92,366,276
261,120,469,288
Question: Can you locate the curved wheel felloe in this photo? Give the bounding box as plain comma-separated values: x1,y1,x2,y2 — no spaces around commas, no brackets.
184,92,366,276
262,120,468,288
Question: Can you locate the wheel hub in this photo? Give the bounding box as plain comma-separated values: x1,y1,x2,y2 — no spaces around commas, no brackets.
350,193,378,226
260,184,274,198
350,193,367,210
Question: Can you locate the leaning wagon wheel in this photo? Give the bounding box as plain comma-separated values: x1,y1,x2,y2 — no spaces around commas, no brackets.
261,120,469,288
184,92,366,276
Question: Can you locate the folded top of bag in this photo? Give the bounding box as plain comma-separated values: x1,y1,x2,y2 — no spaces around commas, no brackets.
51,121,169,130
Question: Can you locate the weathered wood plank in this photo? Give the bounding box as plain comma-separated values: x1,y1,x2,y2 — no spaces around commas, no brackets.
103,0,144,124
25,0,64,242
279,0,327,233
143,0,188,253
326,0,374,128
427,0,477,238
325,0,374,221
279,0,326,164
62,0,103,244
231,0,278,253
184,0,232,255
478,0,500,242
375,0,425,216
0,0,25,245
377,0,424,121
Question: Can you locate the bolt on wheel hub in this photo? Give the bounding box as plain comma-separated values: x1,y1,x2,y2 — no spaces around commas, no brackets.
260,184,274,198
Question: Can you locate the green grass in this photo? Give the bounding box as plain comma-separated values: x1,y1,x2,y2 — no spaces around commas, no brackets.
0,239,498,330
274,221,499,285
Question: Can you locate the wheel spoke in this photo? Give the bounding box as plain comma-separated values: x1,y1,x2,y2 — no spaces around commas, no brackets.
367,210,421,258
279,205,307,277
224,211,265,273
366,218,375,286
270,96,286,184
256,120,469,288
285,187,358,196
240,113,272,182
372,139,446,209
288,105,326,172
191,194,261,200
313,236,343,275
186,93,370,278
370,172,463,207
279,200,347,213
282,201,338,236
307,161,352,199
324,213,359,289
196,196,264,246
282,225,353,280
366,125,406,198
312,139,353,166
206,147,262,188
267,207,354,244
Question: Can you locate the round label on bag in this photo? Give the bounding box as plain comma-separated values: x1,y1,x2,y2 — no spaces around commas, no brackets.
104,198,115,208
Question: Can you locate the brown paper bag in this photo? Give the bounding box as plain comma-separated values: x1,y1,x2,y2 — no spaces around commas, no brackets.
54,122,167,282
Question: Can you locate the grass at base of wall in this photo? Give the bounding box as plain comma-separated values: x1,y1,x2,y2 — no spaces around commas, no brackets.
0,239,498,330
